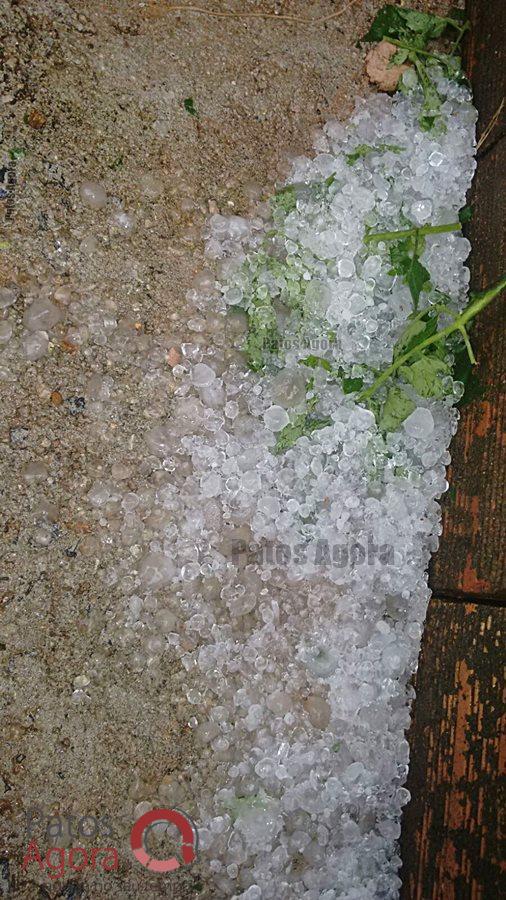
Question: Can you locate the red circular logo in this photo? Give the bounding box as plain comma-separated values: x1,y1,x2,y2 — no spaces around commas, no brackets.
130,808,198,873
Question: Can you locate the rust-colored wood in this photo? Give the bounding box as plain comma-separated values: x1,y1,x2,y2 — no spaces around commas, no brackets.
429,0,506,601
401,598,505,899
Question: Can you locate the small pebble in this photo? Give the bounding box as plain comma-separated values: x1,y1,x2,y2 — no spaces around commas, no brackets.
26,108,46,129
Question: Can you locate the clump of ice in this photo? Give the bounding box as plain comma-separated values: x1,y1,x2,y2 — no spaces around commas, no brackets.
10,72,475,898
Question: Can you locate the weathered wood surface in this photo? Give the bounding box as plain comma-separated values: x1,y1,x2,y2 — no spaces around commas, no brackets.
403,2,505,894
400,598,505,899
429,0,506,601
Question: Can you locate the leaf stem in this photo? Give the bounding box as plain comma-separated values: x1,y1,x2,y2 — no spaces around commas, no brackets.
458,325,476,365
365,222,461,244
450,21,470,53
357,276,506,403
386,37,448,64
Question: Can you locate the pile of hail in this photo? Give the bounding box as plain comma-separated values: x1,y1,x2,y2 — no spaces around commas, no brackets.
104,7,502,899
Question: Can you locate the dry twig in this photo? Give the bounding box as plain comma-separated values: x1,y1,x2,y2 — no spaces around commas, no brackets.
159,1,360,26
477,97,505,151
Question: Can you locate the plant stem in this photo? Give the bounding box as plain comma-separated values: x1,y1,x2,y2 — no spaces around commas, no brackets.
365,222,461,244
387,37,448,64
450,21,470,53
357,276,506,403
412,229,420,311
458,325,476,365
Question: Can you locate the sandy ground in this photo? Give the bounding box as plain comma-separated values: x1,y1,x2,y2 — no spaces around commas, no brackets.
0,1,454,897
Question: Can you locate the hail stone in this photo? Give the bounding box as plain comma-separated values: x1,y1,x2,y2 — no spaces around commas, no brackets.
79,180,107,209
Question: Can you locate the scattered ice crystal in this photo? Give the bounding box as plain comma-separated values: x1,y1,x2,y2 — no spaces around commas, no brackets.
21,331,49,361
0,287,18,310
79,180,107,209
23,299,61,332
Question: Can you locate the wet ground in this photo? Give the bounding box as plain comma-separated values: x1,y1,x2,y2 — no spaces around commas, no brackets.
0,1,453,896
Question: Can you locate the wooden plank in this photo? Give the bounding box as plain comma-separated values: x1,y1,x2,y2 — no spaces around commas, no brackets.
400,598,505,899
429,0,506,601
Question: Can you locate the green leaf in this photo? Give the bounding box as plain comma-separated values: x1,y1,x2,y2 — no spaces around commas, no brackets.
274,413,332,454
345,143,404,166
394,312,439,358
299,355,332,371
183,97,198,116
400,9,448,39
421,79,443,118
390,48,409,65
8,147,25,161
299,358,364,394
406,257,431,305
272,184,297,214
332,366,364,393
361,5,409,43
458,205,473,224
378,386,415,433
341,376,365,394
361,5,450,45
389,238,431,307
399,355,450,398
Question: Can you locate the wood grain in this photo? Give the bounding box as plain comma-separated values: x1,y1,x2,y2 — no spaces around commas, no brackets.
429,0,506,601
400,598,505,899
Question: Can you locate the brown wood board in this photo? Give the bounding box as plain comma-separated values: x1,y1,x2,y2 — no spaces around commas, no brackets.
400,598,505,899
428,0,506,602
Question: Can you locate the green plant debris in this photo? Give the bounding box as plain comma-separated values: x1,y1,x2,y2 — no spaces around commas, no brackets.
274,266,506,444
361,6,456,45
345,143,404,166
300,355,332,372
365,222,462,244
357,277,506,412
272,184,298,214
399,355,450,398
378,385,415,432
339,372,365,394
244,292,280,371
360,5,469,131
388,234,431,309
458,204,473,224
299,356,364,394
8,147,25,161
219,10,504,451
108,155,124,169
225,793,269,821
183,96,198,116
274,413,332,454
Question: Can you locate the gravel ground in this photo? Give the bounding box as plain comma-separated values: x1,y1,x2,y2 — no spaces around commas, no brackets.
0,1,454,896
